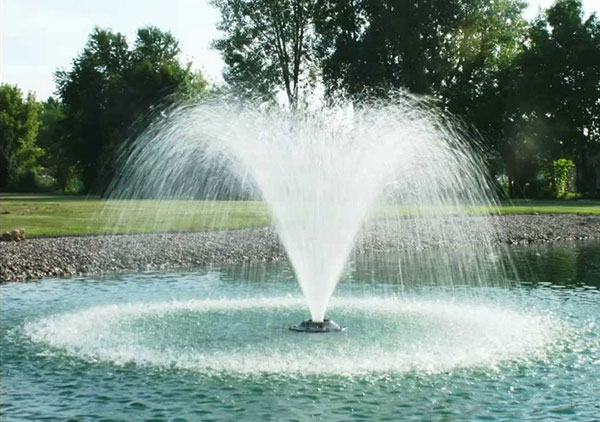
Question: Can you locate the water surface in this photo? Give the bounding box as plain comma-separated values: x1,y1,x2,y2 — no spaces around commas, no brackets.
2,241,599,421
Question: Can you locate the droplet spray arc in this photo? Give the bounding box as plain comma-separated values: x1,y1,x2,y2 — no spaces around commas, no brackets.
106,94,499,329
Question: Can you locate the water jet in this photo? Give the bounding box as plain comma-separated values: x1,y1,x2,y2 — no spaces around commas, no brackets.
105,94,501,328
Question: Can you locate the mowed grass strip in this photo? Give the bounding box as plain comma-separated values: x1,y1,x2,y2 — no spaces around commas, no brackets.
1,195,598,237
0,195,271,237
374,199,600,219
497,199,600,215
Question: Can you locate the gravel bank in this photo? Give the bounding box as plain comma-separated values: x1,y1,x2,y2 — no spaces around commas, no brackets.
2,214,600,282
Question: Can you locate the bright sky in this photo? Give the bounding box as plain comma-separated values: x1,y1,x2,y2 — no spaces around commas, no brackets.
1,0,598,100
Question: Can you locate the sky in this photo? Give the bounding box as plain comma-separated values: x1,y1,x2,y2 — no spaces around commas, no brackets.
1,0,598,100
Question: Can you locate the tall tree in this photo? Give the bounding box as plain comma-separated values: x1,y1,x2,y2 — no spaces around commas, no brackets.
443,0,528,194
56,28,130,193
315,0,458,96
0,84,42,190
37,97,70,190
513,0,600,194
314,0,528,196
129,26,206,109
314,0,527,100
212,0,316,107
56,26,207,193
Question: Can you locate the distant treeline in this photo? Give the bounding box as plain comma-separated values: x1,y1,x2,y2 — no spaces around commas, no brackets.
1,0,599,198
1,26,207,194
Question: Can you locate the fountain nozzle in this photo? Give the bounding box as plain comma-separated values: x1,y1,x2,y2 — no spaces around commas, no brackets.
289,319,346,333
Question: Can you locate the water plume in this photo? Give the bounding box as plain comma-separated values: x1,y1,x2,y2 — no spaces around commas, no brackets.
106,93,500,322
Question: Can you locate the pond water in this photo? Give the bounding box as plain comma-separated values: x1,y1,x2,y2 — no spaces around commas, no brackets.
1,241,599,421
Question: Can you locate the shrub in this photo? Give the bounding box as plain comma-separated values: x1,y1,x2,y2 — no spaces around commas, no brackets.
542,158,575,199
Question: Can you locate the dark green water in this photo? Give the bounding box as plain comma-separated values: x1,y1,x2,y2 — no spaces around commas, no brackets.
1,241,599,421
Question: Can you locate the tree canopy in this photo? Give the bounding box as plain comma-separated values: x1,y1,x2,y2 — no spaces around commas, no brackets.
0,84,42,190
212,0,599,197
212,0,317,107
55,26,207,193
1,2,598,198
511,0,600,194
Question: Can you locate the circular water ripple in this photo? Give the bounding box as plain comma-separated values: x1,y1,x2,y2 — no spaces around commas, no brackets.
23,297,564,375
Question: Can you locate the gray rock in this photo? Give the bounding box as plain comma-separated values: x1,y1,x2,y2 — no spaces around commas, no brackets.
1,215,599,283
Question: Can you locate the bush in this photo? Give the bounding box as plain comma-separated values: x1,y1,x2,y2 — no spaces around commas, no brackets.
64,174,84,194
35,172,59,193
542,158,575,199
4,169,59,193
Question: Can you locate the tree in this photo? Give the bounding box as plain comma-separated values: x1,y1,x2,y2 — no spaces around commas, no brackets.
56,26,207,193
314,0,529,195
212,0,316,107
210,0,599,198
129,26,207,109
314,0,527,100
0,84,42,190
55,28,130,193
513,0,600,195
37,97,70,190
315,0,458,96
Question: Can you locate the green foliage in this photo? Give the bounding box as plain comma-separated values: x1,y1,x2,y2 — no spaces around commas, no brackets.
561,192,583,200
308,0,599,197
542,158,575,198
510,0,600,194
0,84,43,190
442,0,528,143
212,0,316,107
314,0,527,99
56,26,208,194
2,1,596,201
55,28,131,193
36,97,71,191
314,0,531,194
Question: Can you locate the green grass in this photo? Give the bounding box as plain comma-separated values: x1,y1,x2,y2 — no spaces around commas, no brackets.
374,199,600,219
1,194,598,238
0,195,271,237
497,199,600,215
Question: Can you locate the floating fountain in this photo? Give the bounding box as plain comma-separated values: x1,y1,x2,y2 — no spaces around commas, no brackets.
106,93,498,330
289,318,346,333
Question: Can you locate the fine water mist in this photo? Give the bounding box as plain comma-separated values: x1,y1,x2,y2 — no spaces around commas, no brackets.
106,94,500,322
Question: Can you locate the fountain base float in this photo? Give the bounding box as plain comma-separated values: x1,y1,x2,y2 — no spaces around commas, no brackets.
289,318,346,333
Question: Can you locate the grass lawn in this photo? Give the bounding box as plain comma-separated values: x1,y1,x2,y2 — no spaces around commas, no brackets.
0,195,271,237
1,194,599,237
497,199,600,215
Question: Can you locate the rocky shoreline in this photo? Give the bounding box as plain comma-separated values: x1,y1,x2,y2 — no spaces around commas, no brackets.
2,214,600,283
